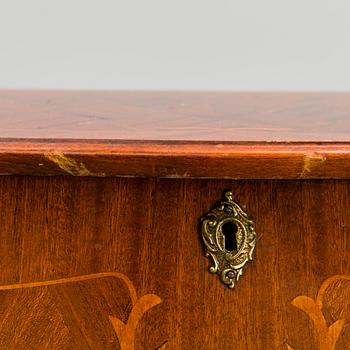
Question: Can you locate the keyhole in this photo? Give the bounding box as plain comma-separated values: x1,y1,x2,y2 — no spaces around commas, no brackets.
222,222,238,252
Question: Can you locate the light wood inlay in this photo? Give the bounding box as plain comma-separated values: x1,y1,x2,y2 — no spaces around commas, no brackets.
0,272,162,350
287,275,350,350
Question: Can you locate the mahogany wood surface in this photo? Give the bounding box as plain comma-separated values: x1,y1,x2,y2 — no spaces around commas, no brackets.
0,176,349,349
1,90,350,141
1,91,350,349
0,141,349,179
0,91,350,179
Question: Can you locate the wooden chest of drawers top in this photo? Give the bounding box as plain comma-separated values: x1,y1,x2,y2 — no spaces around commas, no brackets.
0,90,349,179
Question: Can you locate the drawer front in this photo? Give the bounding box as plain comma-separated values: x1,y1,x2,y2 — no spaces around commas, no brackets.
0,177,349,349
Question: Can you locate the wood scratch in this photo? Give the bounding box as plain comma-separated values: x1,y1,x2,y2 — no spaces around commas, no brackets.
45,151,105,177
300,153,326,177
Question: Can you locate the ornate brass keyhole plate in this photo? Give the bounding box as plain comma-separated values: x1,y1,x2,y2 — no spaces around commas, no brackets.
201,191,256,288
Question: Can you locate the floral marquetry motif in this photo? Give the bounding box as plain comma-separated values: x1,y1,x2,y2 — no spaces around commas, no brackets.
0,272,163,350
286,275,350,350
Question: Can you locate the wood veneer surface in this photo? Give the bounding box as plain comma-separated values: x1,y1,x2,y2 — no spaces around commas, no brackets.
1,91,350,179
0,176,349,349
0,91,350,141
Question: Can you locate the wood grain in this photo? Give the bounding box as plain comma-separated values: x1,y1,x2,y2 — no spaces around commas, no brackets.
0,141,350,179
287,275,350,350
0,91,350,141
1,91,350,178
0,176,349,349
0,272,162,350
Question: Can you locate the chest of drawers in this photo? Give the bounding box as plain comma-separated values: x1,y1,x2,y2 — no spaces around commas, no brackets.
0,91,349,349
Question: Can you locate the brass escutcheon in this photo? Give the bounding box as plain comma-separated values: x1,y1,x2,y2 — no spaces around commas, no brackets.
201,191,256,288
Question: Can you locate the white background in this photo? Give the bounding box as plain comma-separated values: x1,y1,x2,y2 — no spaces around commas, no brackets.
1,0,349,90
